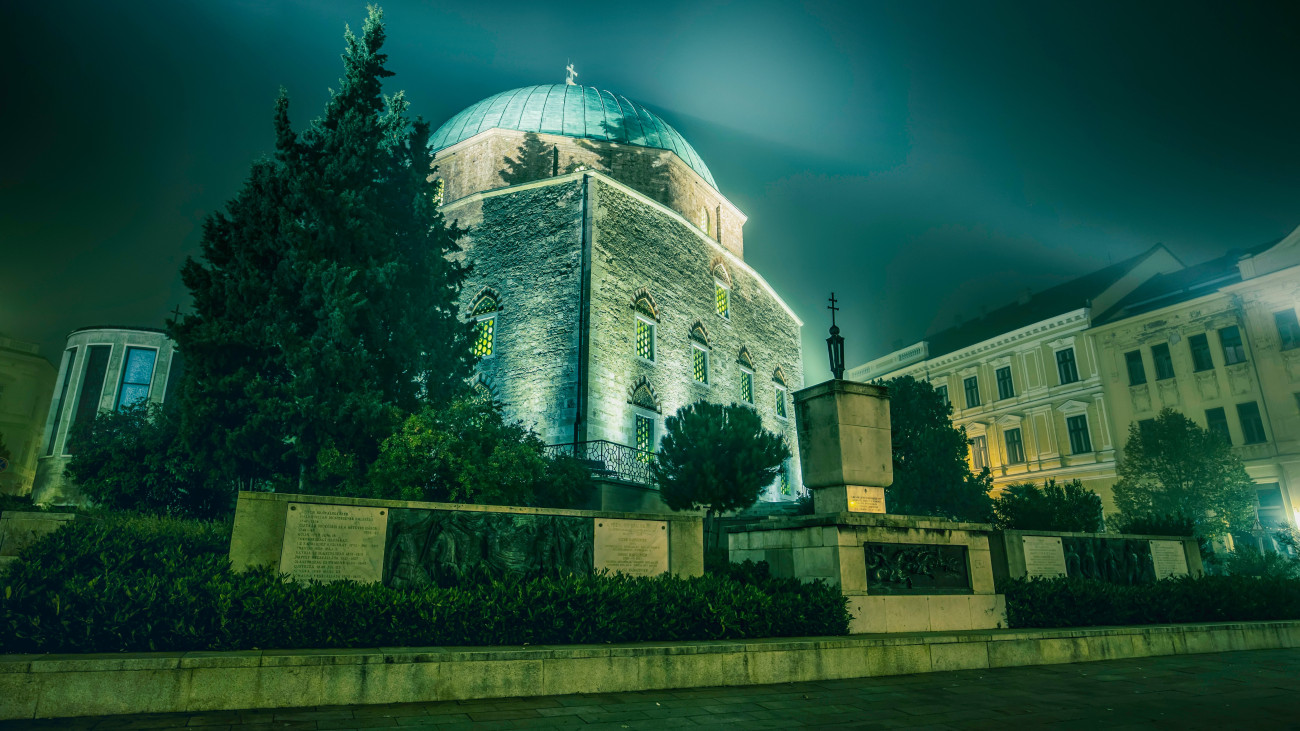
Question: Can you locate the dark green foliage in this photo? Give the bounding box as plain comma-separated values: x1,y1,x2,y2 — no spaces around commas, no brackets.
65,403,231,519
172,7,473,493
366,399,593,508
0,494,39,513
1110,512,1195,537
500,132,556,185
1224,546,1300,580
654,401,791,550
991,479,1103,532
0,431,11,466
1114,408,1255,538
882,375,993,521
1001,575,1300,628
0,514,848,653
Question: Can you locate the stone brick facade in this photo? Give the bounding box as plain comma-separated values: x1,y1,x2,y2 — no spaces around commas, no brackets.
439,135,804,508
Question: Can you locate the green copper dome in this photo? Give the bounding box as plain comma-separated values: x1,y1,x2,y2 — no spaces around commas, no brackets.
429,84,717,189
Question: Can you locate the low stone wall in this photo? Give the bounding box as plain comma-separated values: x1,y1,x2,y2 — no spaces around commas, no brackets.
989,529,1204,584
4,621,1299,720
728,513,1006,633
0,511,77,571
229,492,703,586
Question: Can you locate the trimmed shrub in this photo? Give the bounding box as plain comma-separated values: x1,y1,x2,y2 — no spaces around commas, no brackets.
991,479,1103,532
1,513,848,654
1001,575,1300,628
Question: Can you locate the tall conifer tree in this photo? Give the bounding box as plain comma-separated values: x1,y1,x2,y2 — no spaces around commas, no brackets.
171,7,472,490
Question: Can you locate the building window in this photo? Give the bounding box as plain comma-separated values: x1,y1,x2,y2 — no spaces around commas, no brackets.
775,386,788,419
692,345,709,384
1255,483,1287,530
971,435,989,472
1237,401,1267,444
740,369,754,404
1004,428,1025,464
715,282,730,319
1189,334,1214,372
65,345,114,454
1151,343,1175,380
996,366,1014,400
471,294,497,358
1219,325,1246,365
1125,350,1147,385
636,318,655,361
1056,348,1079,385
634,413,654,460
1276,309,1300,351
935,384,949,406
45,347,78,456
779,461,792,496
963,376,980,409
116,347,157,410
1066,414,1092,454
1205,407,1231,445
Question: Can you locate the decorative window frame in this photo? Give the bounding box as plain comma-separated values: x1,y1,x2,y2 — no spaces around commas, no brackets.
632,289,660,363
628,378,661,456
1056,399,1090,417
712,261,732,321
470,289,500,359
114,345,160,412
773,366,789,421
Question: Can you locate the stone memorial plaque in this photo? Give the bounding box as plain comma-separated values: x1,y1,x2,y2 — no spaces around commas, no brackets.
593,518,668,576
847,485,886,513
280,503,388,583
1022,535,1067,578
1150,540,1189,579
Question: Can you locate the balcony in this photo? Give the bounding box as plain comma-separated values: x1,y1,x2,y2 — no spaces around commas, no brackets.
544,440,655,487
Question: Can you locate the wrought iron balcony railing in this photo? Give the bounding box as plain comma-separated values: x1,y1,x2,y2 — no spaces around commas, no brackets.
544,440,655,486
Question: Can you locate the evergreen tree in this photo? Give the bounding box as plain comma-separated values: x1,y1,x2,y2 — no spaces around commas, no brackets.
653,400,790,552
883,375,993,521
171,7,473,491
500,132,556,185
1114,408,1255,538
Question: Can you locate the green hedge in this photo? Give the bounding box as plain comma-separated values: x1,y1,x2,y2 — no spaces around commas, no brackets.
1,513,848,654
1002,575,1300,628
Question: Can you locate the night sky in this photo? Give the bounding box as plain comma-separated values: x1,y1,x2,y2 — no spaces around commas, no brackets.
4,0,1298,384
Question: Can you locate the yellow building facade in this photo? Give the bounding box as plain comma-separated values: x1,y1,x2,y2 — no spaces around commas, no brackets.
847,246,1182,503
1092,227,1300,531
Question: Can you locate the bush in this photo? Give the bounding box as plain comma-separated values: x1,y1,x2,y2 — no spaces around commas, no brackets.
1110,512,1195,537
366,399,593,508
991,479,1103,532
1001,574,1300,628
1,513,848,654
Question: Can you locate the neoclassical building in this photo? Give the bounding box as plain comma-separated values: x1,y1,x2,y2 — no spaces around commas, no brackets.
850,226,1300,536
0,334,56,496
429,83,805,511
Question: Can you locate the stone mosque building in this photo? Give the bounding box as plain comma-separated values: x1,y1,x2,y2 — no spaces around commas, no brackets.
429,79,805,511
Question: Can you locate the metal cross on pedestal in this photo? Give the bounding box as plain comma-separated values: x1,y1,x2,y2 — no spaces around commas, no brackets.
565,62,578,86
826,292,845,380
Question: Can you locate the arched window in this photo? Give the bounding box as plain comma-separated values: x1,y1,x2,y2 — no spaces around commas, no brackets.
629,378,659,460
690,322,710,385
773,367,789,420
737,348,755,405
698,206,711,236
712,263,731,320
632,290,658,362
471,291,498,357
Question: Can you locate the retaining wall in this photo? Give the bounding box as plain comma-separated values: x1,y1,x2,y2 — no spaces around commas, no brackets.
4,621,1300,720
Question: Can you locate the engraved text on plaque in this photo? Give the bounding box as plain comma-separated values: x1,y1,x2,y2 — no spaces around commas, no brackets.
593,518,668,576
280,503,388,583
1022,535,1068,578
1150,540,1189,579
847,485,886,513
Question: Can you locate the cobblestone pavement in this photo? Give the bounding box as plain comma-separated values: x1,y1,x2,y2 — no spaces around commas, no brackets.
6,648,1300,730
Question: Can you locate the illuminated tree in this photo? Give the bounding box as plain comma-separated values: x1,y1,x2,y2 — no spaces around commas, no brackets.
654,400,790,552
883,375,993,522
171,7,473,492
1114,408,1254,538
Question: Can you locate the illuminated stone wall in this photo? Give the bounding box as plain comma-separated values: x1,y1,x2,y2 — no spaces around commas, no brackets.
441,171,805,503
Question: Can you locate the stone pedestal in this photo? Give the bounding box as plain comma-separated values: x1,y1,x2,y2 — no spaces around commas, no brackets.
793,380,892,514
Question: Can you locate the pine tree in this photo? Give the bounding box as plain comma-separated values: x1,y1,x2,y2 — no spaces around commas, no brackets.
500,132,555,185
653,400,790,552
883,375,993,521
171,7,473,491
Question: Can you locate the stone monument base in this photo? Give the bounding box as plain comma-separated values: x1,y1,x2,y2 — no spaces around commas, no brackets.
728,513,1006,633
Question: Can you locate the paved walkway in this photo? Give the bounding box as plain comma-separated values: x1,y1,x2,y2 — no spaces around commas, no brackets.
6,648,1300,730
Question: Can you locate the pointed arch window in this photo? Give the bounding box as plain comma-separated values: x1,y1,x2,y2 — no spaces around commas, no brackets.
633,292,657,362
471,293,498,357
630,380,659,461
738,348,755,405
712,262,731,320
690,323,710,385
773,367,789,420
